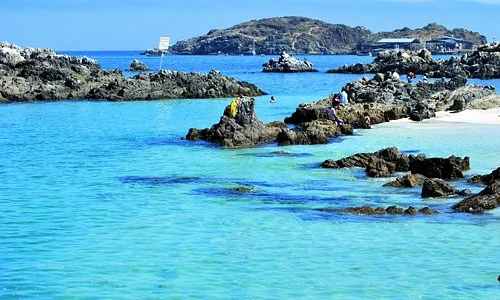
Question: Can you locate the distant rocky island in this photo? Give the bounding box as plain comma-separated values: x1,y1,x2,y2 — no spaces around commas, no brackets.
0,42,265,103
169,17,487,55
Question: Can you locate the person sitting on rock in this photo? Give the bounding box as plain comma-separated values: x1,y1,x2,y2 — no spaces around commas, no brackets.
330,100,344,125
406,72,415,83
391,71,400,81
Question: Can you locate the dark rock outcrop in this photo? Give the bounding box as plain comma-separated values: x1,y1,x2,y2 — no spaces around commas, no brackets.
452,182,500,213
321,147,471,182
185,97,286,148
317,205,439,215
327,42,500,79
409,154,470,180
321,147,409,177
0,42,266,102
384,173,427,187
262,52,317,73
185,96,349,148
453,168,500,213
421,178,470,198
467,167,500,185
126,59,151,71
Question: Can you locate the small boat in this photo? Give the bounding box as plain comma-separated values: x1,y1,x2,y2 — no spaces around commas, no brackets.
356,51,372,56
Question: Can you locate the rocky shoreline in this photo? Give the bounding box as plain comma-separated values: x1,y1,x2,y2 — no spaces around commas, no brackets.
320,147,499,214
184,77,499,213
327,42,500,79
186,74,499,148
0,42,265,102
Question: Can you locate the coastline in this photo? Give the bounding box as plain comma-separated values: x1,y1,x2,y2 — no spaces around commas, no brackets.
390,108,500,125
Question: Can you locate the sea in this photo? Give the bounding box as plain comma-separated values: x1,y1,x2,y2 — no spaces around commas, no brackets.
1,51,499,299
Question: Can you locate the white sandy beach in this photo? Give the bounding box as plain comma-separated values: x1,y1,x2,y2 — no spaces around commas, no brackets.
391,108,500,125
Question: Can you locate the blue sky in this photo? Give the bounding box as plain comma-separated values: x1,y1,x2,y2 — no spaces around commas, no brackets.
1,0,498,50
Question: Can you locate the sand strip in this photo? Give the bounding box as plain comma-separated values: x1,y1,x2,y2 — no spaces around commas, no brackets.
389,108,500,125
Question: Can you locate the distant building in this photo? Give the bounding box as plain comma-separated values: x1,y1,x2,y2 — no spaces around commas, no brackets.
356,38,422,55
373,38,422,51
425,37,475,54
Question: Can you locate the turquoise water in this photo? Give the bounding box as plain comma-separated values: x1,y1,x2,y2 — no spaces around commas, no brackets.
1,53,500,299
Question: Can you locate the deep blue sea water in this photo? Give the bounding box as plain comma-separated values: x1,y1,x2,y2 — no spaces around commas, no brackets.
1,52,499,299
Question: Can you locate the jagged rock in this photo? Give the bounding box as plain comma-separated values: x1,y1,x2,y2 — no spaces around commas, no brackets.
421,178,459,198
409,154,470,180
339,74,497,121
0,43,266,102
186,97,353,148
467,167,500,185
452,181,500,213
365,156,397,178
321,147,474,184
276,119,347,146
384,173,427,187
262,52,317,73
126,59,151,71
327,42,500,79
321,147,409,177
185,97,285,148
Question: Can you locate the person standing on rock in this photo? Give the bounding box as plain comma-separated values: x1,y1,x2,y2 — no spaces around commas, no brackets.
330,100,344,125
339,88,349,106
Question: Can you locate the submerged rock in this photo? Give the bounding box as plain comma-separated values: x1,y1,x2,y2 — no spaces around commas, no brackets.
317,205,439,215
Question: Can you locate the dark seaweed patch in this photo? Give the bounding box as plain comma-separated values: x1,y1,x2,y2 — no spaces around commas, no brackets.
119,176,202,185
237,151,313,158
192,184,347,206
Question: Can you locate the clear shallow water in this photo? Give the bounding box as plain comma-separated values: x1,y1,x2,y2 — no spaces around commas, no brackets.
1,53,500,299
